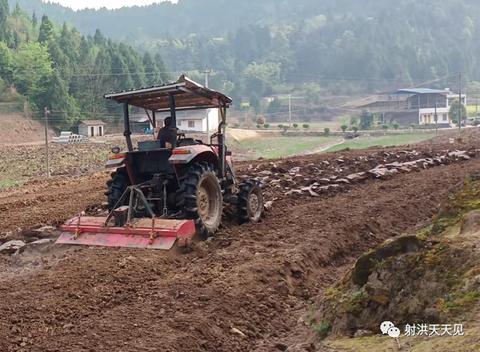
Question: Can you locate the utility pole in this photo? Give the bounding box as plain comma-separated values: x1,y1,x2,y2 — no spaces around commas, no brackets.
288,94,292,127
458,72,462,133
434,96,438,136
203,68,212,142
44,107,51,178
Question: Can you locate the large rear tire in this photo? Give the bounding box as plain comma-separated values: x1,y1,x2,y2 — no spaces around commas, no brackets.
237,179,263,224
105,168,129,211
180,162,223,239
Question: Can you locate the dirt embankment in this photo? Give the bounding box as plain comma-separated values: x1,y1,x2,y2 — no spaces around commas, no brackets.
316,180,480,351
0,113,55,145
0,130,480,351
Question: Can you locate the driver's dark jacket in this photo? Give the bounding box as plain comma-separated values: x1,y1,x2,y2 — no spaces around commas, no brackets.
157,127,177,148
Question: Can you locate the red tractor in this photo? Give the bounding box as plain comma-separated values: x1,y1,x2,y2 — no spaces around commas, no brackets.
57,75,263,250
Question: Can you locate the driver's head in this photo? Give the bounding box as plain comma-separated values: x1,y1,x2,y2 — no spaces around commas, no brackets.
164,116,172,127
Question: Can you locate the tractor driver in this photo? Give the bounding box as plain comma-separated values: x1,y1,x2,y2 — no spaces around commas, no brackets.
157,116,177,148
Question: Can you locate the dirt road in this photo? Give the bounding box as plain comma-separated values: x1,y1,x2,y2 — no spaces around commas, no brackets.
1,131,480,351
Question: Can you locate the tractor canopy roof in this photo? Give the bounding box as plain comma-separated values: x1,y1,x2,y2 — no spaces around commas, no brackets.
104,75,232,112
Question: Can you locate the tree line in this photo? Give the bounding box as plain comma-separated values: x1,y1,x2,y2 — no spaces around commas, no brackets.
0,1,169,129
11,0,480,117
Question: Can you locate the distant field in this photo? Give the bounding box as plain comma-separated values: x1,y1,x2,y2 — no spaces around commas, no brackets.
231,136,340,159
326,133,435,152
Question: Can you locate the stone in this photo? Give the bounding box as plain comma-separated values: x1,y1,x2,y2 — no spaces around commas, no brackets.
354,329,374,338
231,327,246,338
30,238,54,246
0,240,26,255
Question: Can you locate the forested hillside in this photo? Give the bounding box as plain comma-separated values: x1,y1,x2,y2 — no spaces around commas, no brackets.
8,0,480,111
0,1,169,128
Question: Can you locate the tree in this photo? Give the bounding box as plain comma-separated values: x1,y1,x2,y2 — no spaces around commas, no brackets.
0,42,13,83
264,123,270,129
393,123,399,130
359,111,374,130
13,42,53,104
38,15,54,44
143,52,161,86
449,100,467,125
324,127,330,136
352,126,359,133
40,70,79,128
0,0,8,41
293,123,298,129
340,124,348,133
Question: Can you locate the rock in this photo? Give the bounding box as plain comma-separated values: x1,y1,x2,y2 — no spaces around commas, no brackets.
352,235,424,286
231,327,246,338
258,170,272,176
336,178,350,185
346,172,367,182
354,329,374,338
30,238,54,246
0,240,26,255
274,342,288,351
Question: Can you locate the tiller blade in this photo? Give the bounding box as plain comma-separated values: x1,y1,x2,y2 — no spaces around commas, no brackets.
56,216,195,250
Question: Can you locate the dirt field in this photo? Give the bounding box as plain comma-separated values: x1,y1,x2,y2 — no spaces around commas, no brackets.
1,130,480,351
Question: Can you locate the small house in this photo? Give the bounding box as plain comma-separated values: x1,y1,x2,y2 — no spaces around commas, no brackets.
78,120,106,137
176,109,219,133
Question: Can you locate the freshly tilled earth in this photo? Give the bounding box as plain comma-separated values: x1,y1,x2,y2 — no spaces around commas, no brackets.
1,131,480,351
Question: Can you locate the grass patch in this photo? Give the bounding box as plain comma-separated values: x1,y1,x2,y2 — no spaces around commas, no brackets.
233,136,340,159
327,133,435,152
0,178,22,190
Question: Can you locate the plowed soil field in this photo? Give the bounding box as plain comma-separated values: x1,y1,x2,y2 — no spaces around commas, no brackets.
1,130,480,351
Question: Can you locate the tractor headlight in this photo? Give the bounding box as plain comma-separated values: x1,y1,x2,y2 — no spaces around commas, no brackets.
111,146,121,154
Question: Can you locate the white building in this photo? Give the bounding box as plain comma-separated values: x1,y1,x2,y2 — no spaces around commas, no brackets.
176,109,219,132
78,120,106,137
390,88,467,126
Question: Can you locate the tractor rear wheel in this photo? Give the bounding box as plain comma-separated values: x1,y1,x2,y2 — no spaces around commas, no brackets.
237,179,263,224
181,162,223,239
105,168,129,211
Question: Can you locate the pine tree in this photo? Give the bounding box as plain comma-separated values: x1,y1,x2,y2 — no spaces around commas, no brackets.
0,0,8,41
38,15,54,44
143,52,161,86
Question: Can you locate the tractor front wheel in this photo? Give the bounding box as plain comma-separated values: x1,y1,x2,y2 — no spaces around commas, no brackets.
181,162,223,239
237,179,263,224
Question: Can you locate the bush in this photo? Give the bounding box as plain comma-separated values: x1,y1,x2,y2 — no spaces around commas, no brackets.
277,124,283,129
340,124,348,133
264,123,270,129
352,126,359,133
324,127,330,136
303,123,310,129
293,123,299,128
393,123,399,130
410,123,417,130
381,124,388,130
256,124,261,129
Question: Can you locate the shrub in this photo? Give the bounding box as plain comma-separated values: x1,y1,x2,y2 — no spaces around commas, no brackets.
277,124,283,129
303,124,310,129
264,123,270,129
324,127,330,136
393,123,399,130
256,124,261,129
381,124,388,130
293,123,299,128
352,126,359,133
